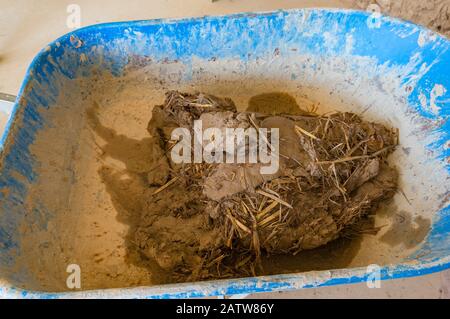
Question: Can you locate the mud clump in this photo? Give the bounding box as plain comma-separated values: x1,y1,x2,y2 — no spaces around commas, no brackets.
102,91,399,282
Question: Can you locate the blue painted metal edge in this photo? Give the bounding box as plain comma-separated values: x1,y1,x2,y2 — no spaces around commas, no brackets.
2,257,450,298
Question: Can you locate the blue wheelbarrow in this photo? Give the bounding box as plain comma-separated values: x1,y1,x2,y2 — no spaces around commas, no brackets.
0,9,449,298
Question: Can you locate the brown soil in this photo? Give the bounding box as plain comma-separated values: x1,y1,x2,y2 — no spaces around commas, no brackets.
88,90,399,283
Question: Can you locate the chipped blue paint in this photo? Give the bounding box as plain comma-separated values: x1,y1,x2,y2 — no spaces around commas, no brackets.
0,9,449,298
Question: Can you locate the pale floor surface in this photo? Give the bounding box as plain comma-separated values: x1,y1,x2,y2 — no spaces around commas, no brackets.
0,0,449,298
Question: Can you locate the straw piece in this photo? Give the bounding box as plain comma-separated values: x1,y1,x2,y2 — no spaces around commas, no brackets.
256,189,293,209
295,124,319,140
226,209,251,234
151,177,179,195
256,200,279,219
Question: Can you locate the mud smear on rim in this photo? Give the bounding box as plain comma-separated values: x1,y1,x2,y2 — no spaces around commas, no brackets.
380,209,431,249
89,91,402,283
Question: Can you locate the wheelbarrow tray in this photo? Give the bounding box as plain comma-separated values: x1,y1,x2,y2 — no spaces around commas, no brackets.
0,9,449,298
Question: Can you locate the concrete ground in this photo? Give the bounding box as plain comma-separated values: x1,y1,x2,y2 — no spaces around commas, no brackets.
0,0,449,298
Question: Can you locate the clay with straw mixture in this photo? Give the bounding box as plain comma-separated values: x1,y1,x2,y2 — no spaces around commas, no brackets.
133,91,398,282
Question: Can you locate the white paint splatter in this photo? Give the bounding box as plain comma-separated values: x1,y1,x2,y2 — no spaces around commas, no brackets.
323,22,339,50
430,84,447,114
418,84,447,115
418,30,437,47
345,34,354,55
